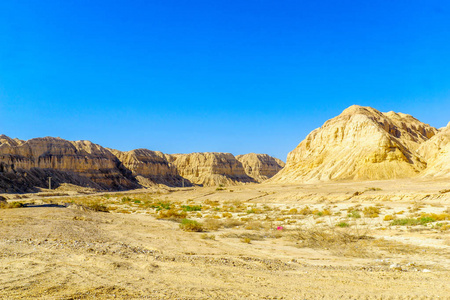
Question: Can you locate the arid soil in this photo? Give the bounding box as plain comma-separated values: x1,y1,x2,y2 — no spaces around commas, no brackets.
1,179,449,299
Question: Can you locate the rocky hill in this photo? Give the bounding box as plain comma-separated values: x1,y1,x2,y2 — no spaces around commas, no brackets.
0,136,138,192
418,122,450,178
236,153,285,182
0,135,284,192
270,105,440,183
109,149,188,187
166,152,256,186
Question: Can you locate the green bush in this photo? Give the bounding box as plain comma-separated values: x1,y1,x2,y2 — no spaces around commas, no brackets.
181,205,202,211
336,222,350,228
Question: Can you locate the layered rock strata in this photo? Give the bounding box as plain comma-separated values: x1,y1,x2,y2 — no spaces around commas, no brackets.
0,136,138,192
166,152,256,186
236,153,285,182
270,105,438,183
0,135,284,191
110,149,190,187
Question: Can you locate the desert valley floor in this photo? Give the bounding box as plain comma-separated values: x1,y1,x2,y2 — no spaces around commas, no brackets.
1,179,449,299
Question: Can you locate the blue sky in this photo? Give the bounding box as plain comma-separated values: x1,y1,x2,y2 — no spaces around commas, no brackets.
1,1,449,160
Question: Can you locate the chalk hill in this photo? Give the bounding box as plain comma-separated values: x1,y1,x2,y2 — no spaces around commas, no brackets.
270,105,439,183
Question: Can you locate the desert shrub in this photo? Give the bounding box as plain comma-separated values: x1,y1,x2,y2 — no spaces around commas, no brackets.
391,218,420,226
348,210,361,219
439,224,450,231
121,197,132,203
151,202,172,211
222,218,244,228
336,222,350,228
245,221,265,230
181,205,202,211
157,209,187,220
222,212,232,218
0,201,24,209
204,199,219,206
391,215,440,226
384,215,395,221
241,237,251,244
291,228,371,250
87,203,109,212
179,219,203,232
299,206,313,215
420,212,450,221
363,206,380,218
288,208,298,214
200,233,216,240
315,209,332,217
203,218,222,231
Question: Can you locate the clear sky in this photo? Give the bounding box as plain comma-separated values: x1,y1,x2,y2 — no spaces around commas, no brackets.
1,1,449,161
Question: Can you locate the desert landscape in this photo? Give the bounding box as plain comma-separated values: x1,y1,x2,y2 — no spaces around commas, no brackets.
1,106,449,299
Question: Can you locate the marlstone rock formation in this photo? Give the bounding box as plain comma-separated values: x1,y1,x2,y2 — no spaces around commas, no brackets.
270,105,439,183
166,152,256,186
0,135,284,192
0,136,138,192
418,122,450,178
236,153,285,182
109,149,189,187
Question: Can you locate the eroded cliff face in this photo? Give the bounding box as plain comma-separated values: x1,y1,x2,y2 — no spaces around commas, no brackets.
418,123,450,178
166,152,256,186
236,153,285,182
110,149,188,187
270,105,438,183
0,136,137,192
0,135,285,191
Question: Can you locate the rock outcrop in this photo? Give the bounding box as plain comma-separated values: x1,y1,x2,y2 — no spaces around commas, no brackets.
166,152,256,186
110,149,189,187
418,122,450,178
0,135,285,191
270,105,438,183
236,153,285,182
0,136,138,192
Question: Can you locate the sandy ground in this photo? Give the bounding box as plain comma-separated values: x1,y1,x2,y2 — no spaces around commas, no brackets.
1,179,449,299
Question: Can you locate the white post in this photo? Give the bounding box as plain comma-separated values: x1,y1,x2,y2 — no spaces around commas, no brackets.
48,177,52,190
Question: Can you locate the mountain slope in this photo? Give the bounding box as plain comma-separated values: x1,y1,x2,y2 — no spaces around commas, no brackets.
418,122,450,178
270,105,437,183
